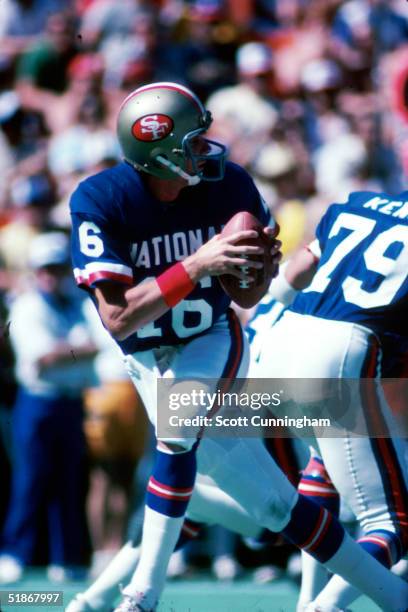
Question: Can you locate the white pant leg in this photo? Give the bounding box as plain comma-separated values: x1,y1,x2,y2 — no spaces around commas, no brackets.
124,312,298,533
187,476,261,538
196,435,298,533
123,312,249,442
258,312,408,549
123,348,164,426
318,324,408,544
255,311,354,379
163,312,249,447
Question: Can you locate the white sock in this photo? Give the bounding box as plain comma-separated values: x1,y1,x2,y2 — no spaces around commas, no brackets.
311,575,360,611
297,550,330,611
83,542,140,610
123,507,184,609
311,554,408,611
317,532,408,611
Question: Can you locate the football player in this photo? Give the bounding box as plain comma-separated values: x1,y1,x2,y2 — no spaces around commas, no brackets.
257,190,408,611
70,82,408,612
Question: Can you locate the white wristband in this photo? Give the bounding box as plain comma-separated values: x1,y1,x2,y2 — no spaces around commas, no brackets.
268,264,299,306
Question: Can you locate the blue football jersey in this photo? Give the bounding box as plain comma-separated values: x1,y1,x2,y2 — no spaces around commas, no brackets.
70,160,270,353
246,293,286,362
291,191,408,337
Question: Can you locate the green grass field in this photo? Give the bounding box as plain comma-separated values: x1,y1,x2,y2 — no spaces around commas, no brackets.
0,570,381,612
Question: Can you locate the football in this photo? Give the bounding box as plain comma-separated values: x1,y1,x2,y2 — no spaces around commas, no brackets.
218,211,279,309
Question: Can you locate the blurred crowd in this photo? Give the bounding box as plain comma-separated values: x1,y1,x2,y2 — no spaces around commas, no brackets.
0,0,407,586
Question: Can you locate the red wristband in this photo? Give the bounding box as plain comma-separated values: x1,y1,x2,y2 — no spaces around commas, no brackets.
156,262,196,307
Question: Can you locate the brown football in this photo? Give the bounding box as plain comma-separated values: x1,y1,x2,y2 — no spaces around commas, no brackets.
219,211,279,309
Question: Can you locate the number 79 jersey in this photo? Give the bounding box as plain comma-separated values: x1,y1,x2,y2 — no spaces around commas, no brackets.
291,190,408,337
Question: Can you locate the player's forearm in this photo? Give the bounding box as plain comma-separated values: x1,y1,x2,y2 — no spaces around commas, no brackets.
95,280,169,341
182,252,210,282
285,246,319,289
268,247,318,305
37,342,98,370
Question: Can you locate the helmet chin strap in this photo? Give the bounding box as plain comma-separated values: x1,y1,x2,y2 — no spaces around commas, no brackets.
156,155,201,186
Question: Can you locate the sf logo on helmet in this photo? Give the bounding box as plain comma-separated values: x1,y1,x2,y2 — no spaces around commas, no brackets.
132,114,174,142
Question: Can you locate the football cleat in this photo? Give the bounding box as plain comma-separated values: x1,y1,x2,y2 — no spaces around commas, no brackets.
113,594,156,612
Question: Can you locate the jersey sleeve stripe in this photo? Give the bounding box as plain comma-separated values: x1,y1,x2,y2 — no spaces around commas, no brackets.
88,270,134,285
74,262,133,287
83,261,133,275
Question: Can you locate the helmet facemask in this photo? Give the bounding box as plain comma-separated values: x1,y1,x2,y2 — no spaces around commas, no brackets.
156,126,227,185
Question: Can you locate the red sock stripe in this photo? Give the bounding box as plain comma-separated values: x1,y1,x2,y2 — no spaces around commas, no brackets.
182,521,201,539
149,476,194,494
298,482,338,497
303,456,334,483
308,510,333,554
358,535,393,566
147,477,193,501
300,506,326,550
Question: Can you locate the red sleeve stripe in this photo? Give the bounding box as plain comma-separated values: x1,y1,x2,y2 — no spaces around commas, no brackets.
74,262,133,287
74,270,133,287
88,270,133,285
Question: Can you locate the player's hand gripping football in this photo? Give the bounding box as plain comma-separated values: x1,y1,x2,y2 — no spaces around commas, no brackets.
184,229,282,283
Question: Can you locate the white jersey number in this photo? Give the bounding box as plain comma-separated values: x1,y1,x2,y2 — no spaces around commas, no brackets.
305,212,408,308
136,276,213,339
79,221,104,257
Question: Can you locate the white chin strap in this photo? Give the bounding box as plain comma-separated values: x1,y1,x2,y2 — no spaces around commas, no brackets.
156,155,201,186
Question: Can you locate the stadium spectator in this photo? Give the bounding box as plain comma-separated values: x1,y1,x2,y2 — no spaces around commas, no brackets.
0,91,49,208
0,0,71,60
206,41,278,167
0,174,56,278
15,11,79,117
0,257,16,530
0,232,98,584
